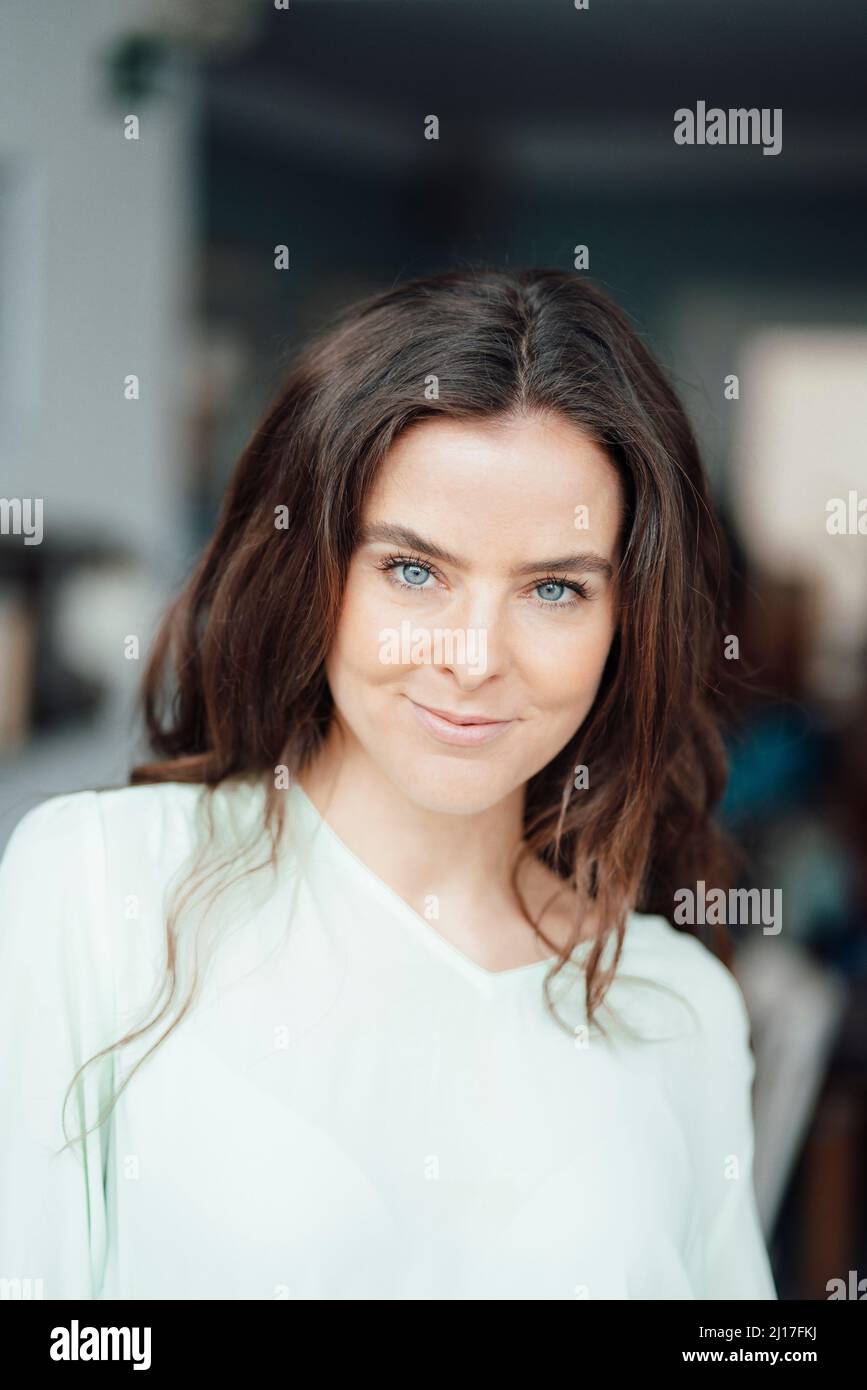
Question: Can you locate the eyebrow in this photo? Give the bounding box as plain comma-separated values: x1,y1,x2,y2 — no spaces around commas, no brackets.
358,522,615,581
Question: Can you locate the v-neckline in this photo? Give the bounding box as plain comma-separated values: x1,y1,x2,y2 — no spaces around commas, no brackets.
288,779,597,993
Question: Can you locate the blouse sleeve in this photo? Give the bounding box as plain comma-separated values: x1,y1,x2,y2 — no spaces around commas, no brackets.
697,958,777,1300
0,792,116,1300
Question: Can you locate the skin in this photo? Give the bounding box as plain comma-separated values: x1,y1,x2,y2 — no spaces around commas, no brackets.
299,411,624,971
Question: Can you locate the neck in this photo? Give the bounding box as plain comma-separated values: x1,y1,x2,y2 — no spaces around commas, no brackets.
296,718,529,913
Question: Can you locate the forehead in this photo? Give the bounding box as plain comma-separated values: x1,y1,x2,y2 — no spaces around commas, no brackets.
365,414,623,549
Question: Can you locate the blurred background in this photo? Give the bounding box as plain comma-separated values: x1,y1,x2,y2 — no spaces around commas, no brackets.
1,0,866,1300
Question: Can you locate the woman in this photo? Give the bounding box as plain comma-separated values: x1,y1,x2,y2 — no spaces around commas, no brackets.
0,267,777,1300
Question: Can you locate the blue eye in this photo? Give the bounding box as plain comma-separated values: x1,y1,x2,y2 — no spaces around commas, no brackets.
529,576,591,610
378,555,440,592
376,553,591,609
398,562,431,587
536,580,569,602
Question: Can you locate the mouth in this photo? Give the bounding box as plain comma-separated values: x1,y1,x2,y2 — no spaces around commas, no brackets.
406,697,516,748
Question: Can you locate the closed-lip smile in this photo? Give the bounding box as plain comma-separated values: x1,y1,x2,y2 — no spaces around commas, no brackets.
406,697,516,748
413,702,506,726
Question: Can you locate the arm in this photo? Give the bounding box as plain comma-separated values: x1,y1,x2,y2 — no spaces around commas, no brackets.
698,960,777,1300
0,793,115,1300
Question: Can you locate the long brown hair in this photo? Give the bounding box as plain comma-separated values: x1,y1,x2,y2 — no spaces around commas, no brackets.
61,265,739,1148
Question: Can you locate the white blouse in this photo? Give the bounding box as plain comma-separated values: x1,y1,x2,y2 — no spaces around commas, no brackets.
0,775,777,1300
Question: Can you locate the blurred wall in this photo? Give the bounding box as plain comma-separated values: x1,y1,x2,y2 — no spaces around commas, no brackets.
0,0,197,577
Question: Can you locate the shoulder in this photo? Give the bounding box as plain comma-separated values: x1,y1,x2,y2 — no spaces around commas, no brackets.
2,775,271,901
1,788,104,879
0,777,270,993
1,782,201,869
0,792,115,986
622,910,751,1046
0,783,209,903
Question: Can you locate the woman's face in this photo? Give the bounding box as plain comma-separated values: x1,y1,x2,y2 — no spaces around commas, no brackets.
324,412,623,814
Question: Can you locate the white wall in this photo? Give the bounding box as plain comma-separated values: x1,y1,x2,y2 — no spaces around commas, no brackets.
0,0,200,845
0,0,198,579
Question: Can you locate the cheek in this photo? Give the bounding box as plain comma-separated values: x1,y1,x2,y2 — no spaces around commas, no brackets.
327,579,399,691
523,612,615,711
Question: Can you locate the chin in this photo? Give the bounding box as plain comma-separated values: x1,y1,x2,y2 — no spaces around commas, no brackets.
378,752,524,817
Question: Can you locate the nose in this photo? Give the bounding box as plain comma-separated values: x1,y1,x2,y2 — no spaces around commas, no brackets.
431,585,508,690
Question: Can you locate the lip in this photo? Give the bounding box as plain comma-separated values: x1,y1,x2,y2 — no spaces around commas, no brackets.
407,698,515,748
